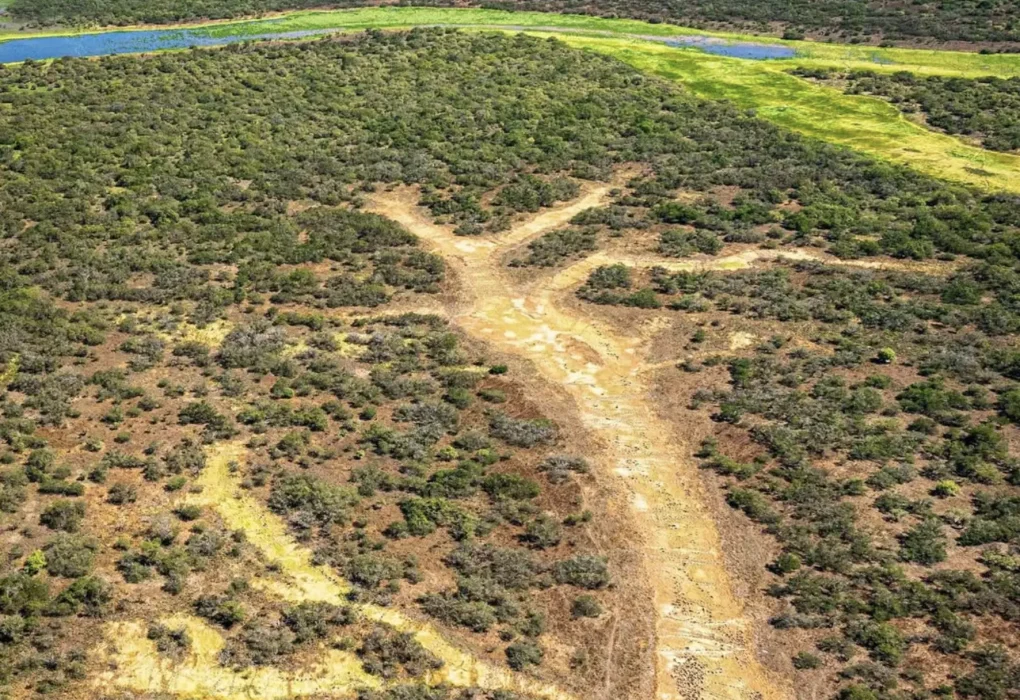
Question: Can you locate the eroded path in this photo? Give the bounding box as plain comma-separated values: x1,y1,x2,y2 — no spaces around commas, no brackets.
98,184,937,700
544,245,957,292
366,187,797,700
98,441,579,700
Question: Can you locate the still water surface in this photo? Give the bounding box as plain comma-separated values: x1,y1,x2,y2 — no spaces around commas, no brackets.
0,21,796,63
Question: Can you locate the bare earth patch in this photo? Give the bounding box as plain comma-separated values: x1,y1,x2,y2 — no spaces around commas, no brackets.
366,185,801,700
96,440,580,700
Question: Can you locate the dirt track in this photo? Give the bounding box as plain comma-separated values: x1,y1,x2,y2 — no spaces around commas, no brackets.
366,185,797,700
97,441,580,700
96,184,933,700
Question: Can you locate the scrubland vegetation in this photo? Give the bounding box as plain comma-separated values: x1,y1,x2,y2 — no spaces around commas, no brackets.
792,69,1020,153
6,0,1020,46
577,250,1020,698
6,0,334,25
0,24,1019,700
0,30,645,697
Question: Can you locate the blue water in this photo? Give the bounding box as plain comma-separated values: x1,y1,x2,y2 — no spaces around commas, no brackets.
664,36,796,60
0,23,795,64
0,26,335,63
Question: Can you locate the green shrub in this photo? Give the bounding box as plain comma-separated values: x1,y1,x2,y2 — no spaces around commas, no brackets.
538,455,589,484
49,575,111,617
418,595,497,633
488,413,556,448
268,472,359,527
283,601,355,642
932,480,960,498
848,621,906,665
481,473,541,501
875,348,897,364
40,499,85,532
446,543,543,591
357,625,443,678
773,553,802,574
194,594,245,628
554,555,610,589
522,515,562,549
107,482,138,505
43,534,97,578
726,488,780,524
505,639,544,670
997,388,1020,424
792,651,823,669
147,622,193,659
571,595,603,618
659,228,723,256
393,497,476,540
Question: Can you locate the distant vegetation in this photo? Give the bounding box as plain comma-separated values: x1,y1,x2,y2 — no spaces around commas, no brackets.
1,26,1020,700
792,68,1020,152
484,0,1020,44
7,0,334,25
6,0,1020,45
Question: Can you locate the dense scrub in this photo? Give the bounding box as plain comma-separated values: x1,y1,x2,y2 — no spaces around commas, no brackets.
7,0,1020,45
580,254,1020,698
478,0,1020,44
1,29,1018,320
1,27,1020,698
792,69,1020,152
692,347,1020,700
6,0,342,26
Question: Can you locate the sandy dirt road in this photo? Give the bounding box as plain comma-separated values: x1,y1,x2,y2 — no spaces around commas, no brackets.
366,184,795,700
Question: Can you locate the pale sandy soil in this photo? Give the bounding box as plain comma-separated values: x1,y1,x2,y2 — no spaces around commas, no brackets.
96,182,950,700
365,183,796,700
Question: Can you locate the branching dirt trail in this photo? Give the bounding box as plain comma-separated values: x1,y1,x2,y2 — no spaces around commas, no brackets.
366,187,799,700
98,441,580,700
97,182,942,700
545,247,956,292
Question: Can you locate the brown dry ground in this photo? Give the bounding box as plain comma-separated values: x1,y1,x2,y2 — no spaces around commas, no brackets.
366,179,801,700
364,175,960,700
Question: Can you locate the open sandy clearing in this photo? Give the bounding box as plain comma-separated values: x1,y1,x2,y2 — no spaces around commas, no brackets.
366,188,802,700
544,246,956,292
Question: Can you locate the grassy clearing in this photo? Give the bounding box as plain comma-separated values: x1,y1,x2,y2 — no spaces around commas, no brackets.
551,35,1020,192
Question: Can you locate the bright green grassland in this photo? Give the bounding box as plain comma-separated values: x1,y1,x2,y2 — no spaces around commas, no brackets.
553,35,1020,193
